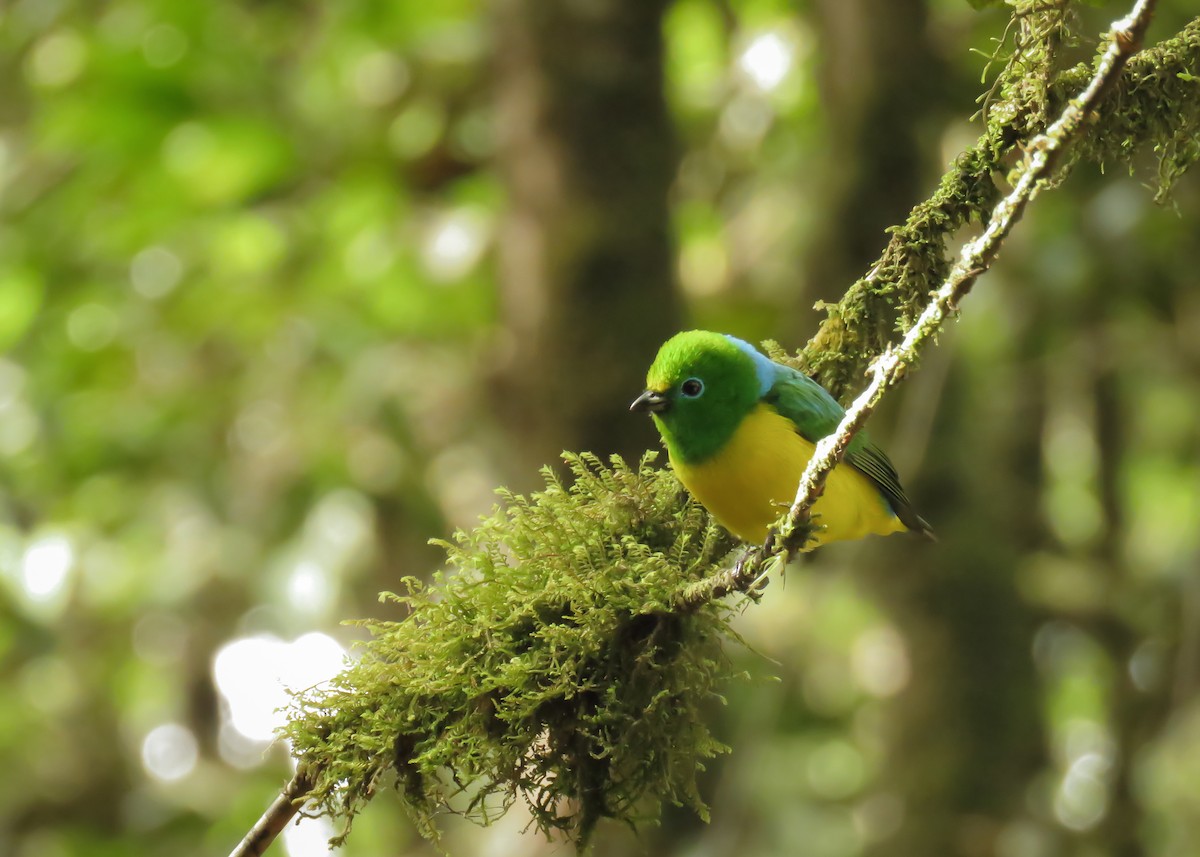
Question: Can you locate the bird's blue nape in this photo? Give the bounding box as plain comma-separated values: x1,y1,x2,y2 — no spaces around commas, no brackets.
724,335,783,397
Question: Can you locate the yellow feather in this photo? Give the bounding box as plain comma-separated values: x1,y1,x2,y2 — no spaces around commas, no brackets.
669,403,906,548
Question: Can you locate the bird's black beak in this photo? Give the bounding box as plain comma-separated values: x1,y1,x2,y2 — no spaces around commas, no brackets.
630,389,669,414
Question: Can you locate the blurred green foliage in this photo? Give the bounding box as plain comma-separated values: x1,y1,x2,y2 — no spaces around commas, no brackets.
2,1,1200,857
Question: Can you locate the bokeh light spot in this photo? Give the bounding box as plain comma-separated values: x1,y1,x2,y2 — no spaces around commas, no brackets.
21,534,74,603
719,93,774,151
0,358,26,408
679,236,730,297
131,246,184,299
738,31,793,91
851,626,910,698
233,399,288,455
141,722,199,783
163,121,215,177
283,813,337,857
421,207,490,282
212,633,346,743
286,559,334,618
28,29,87,88
1055,751,1111,831
308,489,373,567
67,303,119,351
349,50,410,107
388,100,445,160
0,397,38,457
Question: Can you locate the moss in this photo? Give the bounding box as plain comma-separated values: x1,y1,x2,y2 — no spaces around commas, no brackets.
283,454,738,847
801,10,1200,402
1060,17,1200,201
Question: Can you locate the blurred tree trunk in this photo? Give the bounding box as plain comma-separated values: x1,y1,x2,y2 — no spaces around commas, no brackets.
865,327,1047,857
1079,270,1169,857
490,0,683,483
795,0,947,336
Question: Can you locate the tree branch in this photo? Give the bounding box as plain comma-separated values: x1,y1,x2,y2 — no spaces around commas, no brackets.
680,0,1159,609
227,767,314,857
800,6,1199,398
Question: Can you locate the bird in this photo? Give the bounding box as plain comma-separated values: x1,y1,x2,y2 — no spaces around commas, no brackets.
630,330,932,548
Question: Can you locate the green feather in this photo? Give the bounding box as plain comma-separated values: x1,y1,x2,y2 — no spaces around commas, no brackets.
763,372,933,536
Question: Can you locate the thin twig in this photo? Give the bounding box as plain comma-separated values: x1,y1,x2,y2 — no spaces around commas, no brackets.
228,767,316,857
680,0,1158,610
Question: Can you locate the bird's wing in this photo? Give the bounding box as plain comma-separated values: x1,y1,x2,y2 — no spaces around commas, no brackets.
763,367,932,535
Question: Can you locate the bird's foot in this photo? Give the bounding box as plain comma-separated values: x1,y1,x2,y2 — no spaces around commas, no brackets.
732,549,766,602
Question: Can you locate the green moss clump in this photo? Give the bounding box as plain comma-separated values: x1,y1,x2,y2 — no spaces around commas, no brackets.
283,453,738,847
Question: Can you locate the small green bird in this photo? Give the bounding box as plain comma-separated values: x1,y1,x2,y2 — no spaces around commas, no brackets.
630,330,932,548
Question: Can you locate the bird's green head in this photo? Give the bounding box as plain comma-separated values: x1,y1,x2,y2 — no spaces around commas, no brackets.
630,330,774,464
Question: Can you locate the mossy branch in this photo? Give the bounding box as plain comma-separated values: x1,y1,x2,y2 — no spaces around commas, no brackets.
264,454,736,856
802,2,1197,398
681,0,1164,608
232,2,1200,854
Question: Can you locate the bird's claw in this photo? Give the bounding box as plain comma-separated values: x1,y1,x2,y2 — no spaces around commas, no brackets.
733,547,774,601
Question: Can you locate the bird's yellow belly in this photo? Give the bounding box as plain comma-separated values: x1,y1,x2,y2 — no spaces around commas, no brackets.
671,404,905,547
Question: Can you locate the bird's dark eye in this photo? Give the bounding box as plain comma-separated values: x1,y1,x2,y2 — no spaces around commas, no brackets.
681,378,704,398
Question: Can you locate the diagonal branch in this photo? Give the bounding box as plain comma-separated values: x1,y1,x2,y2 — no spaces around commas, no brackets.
679,0,1159,610
228,767,315,857
799,7,1200,399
